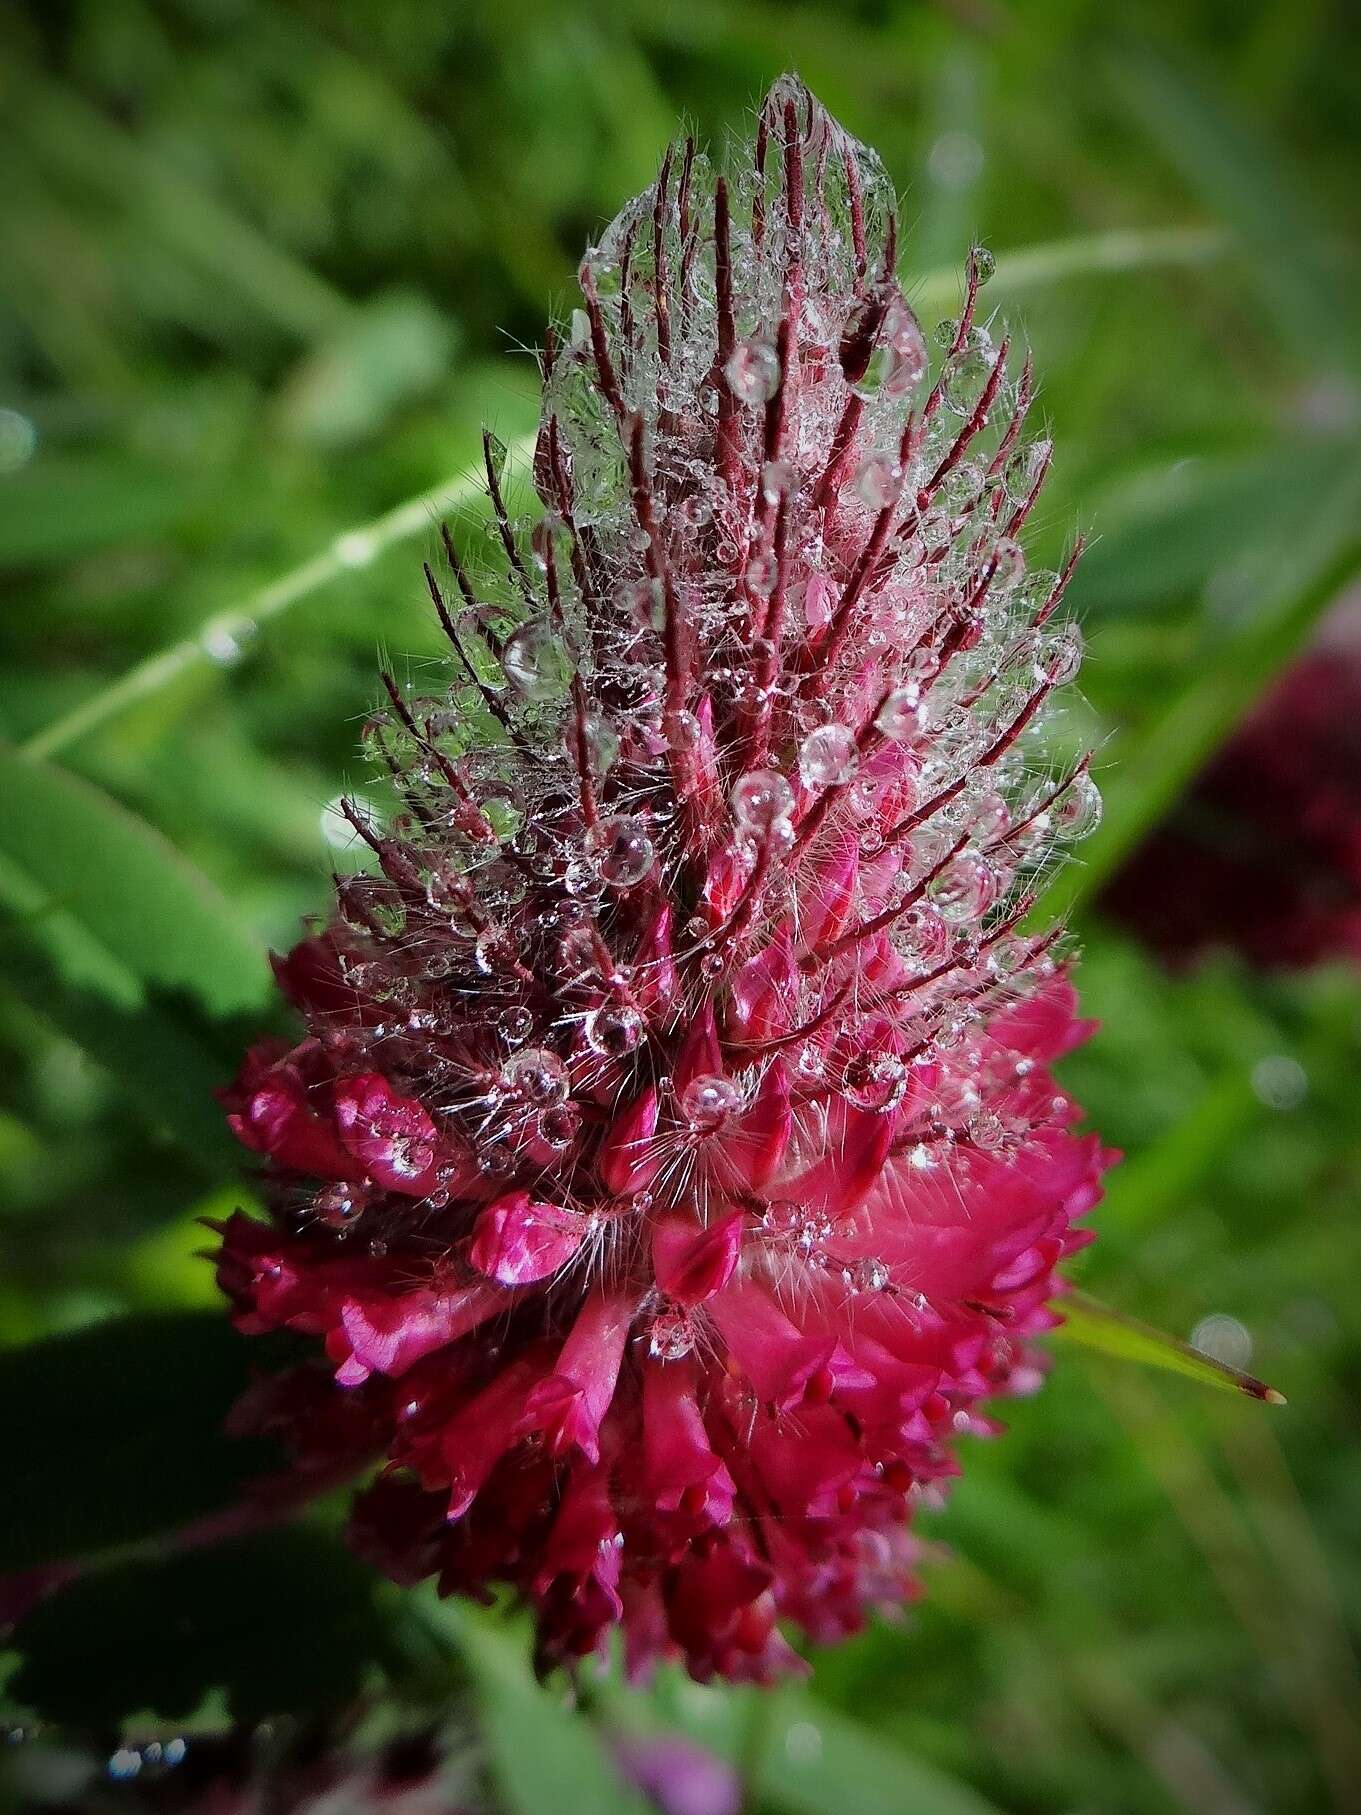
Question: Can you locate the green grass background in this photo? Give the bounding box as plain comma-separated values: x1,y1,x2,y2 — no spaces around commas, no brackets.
1,2,1360,1810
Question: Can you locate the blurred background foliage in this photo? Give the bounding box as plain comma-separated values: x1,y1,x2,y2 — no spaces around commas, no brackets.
2,1,1360,1811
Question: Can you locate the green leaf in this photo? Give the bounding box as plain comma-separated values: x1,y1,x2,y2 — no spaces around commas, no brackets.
418,1599,650,1815
1056,1290,1286,1404
0,1311,283,1570
0,740,269,1019
8,1527,400,1725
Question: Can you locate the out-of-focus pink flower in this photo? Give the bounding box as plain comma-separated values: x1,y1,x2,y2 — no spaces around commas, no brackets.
614,1733,740,1815
216,78,1113,1682
1103,597,1361,968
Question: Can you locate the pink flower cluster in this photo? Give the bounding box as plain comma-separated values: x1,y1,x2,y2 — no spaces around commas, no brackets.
217,78,1113,1682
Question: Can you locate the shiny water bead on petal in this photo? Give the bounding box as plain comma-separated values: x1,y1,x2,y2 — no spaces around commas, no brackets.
852,1257,892,1293
540,1102,582,1151
724,337,782,404
799,724,859,788
854,455,898,511
681,1073,742,1129
564,856,605,899
731,768,794,832
934,316,960,350
1039,623,1084,686
876,687,927,743
970,243,997,285
1053,770,1103,840
503,622,574,700
971,791,1011,839
586,815,656,889
929,852,999,925
315,1182,368,1230
501,1047,569,1105
898,902,951,967
843,1050,906,1111
585,1003,644,1058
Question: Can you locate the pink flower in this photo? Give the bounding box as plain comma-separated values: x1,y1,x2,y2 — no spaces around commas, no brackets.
1103,595,1361,968
217,77,1113,1682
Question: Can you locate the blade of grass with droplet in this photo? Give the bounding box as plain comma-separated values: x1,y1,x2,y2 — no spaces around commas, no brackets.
1057,1290,1286,1404
21,430,538,761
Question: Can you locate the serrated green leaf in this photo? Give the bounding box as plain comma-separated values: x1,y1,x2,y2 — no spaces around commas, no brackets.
1056,1290,1286,1403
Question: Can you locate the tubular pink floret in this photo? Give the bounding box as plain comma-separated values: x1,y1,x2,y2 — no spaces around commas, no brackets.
216,77,1112,1682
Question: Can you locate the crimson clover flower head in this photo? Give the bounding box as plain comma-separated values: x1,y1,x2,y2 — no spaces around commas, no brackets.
216,77,1114,1683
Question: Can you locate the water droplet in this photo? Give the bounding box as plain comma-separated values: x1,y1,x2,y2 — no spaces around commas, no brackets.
854,455,898,511
799,723,859,788
680,1072,742,1129
731,768,793,832
586,814,656,888
585,1003,644,1057
970,244,997,285
666,707,702,752
852,1258,891,1293
499,1006,535,1044
724,337,782,404
503,621,574,700
851,297,928,402
501,1047,568,1105
1039,623,1083,686
928,851,998,924
649,1308,696,1359
315,1182,368,1229
540,1102,582,1150
876,687,926,743
1251,1054,1308,1111
581,710,620,777
1053,770,1102,840
0,409,37,474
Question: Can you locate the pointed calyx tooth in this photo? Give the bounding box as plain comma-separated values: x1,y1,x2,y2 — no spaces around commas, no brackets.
215,77,1114,1685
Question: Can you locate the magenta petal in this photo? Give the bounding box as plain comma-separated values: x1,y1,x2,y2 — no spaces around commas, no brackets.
652,1210,743,1307
333,1073,440,1196
469,1192,587,1285
597,1086,663,1196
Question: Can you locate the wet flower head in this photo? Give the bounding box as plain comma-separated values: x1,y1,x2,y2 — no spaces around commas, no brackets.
217,78,1113,1682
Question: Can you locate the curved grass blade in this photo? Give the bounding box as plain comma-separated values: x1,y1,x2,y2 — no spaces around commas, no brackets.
1058,1289,1286,1404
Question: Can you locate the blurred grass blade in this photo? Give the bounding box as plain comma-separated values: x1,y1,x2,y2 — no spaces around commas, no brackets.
419,1599,650,1815
911,223,1227,319
1108,45,1351,357
0,741,268,1016
21,431,539,762
1058,1290,1286,1403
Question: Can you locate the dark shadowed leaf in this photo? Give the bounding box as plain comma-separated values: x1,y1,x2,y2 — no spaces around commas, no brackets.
0,1311,284,1570
8,1527,400,1725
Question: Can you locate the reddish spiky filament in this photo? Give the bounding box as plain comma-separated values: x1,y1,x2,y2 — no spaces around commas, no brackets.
216,78,1113,1683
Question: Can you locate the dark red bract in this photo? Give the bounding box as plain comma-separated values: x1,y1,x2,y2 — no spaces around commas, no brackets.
216,78,1113,1682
